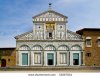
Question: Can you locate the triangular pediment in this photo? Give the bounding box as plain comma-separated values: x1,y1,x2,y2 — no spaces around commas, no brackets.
33,10,67,22
15,31,33,40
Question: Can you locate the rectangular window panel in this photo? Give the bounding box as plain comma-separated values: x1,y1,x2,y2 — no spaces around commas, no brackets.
49,32,52,38
86,53,91,57
73,53,79,59
47,53,54,59
73,53,79,65
60,53,67,64
86,39,91,46
34,53,41,64
98,39,100,46
47,53,54,65
22,53,28,65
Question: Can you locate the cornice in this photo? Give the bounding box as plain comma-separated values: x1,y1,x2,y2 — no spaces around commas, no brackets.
16,40,83,42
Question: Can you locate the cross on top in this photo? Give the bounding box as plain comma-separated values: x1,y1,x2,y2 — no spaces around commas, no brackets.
49,3,52,10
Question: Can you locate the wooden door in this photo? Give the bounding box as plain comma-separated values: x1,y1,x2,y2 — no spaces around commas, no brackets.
1,59,6,67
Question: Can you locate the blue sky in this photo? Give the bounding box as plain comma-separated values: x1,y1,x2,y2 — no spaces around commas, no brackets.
0,0,100,47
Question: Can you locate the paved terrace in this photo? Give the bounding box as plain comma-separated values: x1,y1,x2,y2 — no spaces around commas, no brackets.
0,66,100,72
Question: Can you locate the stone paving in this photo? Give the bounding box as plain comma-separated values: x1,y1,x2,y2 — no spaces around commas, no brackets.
0,66,100,72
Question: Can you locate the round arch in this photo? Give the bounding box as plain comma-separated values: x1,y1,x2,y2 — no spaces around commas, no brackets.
45,45,56,51
58,45,69,51
19,45,30,50
71,45,82,51
32,45,43,51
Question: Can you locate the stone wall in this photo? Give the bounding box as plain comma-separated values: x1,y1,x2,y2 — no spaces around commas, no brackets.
0,48,16,67
82,30,100,66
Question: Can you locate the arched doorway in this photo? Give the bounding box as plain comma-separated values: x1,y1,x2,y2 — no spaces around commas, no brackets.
1,59,6,67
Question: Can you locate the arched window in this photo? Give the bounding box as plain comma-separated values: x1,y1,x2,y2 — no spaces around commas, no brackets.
32,45,43,51
45,45,56,50
71,45,82,51
58,45,69,51
19,45,30,50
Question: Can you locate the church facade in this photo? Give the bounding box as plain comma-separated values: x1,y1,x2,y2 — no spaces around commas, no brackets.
15,7,84,66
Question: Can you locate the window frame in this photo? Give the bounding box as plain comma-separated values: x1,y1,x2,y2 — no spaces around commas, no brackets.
49,32,52,38
86,37,92,47
97,39,100,47
22,53,29,66
86,53,91,57
34,53,41,64
60,53,67,64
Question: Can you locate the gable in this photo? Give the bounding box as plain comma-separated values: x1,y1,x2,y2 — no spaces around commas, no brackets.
67,30,82,40
33,10,67,22
15,31,33,40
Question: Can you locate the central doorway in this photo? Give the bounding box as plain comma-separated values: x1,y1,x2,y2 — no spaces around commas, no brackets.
47,53,54,65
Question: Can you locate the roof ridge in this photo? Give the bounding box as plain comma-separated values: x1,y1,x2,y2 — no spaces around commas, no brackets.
32,9,67,18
